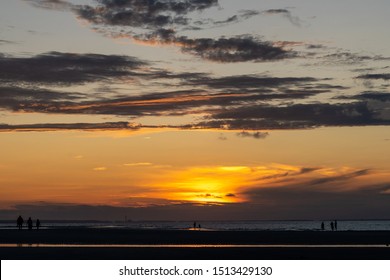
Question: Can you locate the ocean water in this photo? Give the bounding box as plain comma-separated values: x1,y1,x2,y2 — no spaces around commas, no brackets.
1,220,390,231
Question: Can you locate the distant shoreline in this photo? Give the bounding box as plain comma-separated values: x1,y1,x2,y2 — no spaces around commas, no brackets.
2,219,390,231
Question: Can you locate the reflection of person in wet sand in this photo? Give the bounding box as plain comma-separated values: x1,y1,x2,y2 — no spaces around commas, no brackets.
17,215,24,230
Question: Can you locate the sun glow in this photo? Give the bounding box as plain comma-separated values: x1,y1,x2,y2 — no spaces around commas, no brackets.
146,163,379,206
152,166,259,204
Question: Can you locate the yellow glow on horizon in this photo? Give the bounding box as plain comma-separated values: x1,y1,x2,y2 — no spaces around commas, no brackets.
150,165,291,204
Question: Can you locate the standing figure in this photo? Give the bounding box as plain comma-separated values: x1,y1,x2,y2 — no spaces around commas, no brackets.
334,220,338,231
36,219,41,230
17,215,24,230
27,217,33,230
321,222,325,231
330,221,334,231
193,222,196,229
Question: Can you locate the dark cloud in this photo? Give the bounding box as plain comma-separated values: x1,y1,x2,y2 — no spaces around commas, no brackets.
306,44,326,49
192,75,317,90
252,166,319,182
195,101,390,130
0,86,209,116
356,73,390,80
0,50,331,118
213,15,239,25
264,9,290,14
32,88,322,117
0,52,147,86
308,169,370,186
263,9,302,27
236,131,269,140
197,193,223,199
137,30,294,62
192,8,301,29
25,0,74,11
0,50,386,131
211,103,375,124
0,122,140,132
0,85,85,113
339,92,390,102
323,52,390,65
179,36,294,62
239,9,261,19
300,167,320,174
26,1,297,63
75,0,218,29
211,10,261,26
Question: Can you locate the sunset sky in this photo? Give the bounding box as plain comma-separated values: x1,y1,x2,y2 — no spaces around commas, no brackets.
0,0,390,221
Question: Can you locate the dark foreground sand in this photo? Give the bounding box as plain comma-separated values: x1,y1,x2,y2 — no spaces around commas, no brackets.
1,229,390,259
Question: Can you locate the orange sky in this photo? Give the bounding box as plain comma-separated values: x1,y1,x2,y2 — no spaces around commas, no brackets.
1,0,390,220
1,127,389,219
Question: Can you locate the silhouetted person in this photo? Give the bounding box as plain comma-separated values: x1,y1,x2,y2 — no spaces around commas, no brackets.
27,217,33,230
330,221,334,231
334,220,338,231
17,215,24,230
321,222,325,231
198,224,201,230
36,219,41,230
193,222,196,229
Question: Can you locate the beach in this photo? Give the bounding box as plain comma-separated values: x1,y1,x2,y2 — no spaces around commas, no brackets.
1,229,390,259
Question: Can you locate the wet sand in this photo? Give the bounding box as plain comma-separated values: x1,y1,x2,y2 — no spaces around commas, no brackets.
1,229,390,259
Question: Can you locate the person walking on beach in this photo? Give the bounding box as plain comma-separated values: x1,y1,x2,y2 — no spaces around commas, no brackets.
330,221,334,231
321,222,325,231
193,222,196,229
17,215,24,230
36,219,41,230
27,217,33,230
334,220,338,231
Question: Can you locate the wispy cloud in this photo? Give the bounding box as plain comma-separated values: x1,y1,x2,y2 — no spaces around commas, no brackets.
23,0,74,11
0,122,140,132
236,131,269,140
262,9,303,27
322,52,390,65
